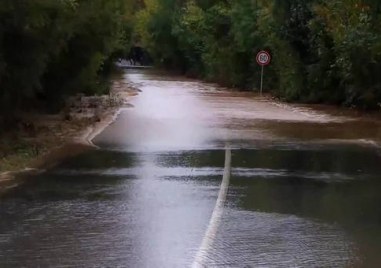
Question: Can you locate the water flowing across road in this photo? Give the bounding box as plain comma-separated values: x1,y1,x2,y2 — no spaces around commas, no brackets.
1,70,381,267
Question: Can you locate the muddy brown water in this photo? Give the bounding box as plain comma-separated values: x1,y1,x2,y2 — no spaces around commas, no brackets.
1,69,381,267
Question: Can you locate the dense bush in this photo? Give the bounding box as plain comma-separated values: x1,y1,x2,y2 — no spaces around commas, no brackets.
2,0,381,121
0,0,133,123
134,0,381,109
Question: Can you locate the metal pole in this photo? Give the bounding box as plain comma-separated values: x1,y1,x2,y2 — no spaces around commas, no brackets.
260,65,264,96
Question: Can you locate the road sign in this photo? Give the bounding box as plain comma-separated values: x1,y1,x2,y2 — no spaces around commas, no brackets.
256,51,271,66
256,50,271,96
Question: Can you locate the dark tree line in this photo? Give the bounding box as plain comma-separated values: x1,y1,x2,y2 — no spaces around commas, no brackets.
134,0,381,109
1,0,381,131
0,0,138,128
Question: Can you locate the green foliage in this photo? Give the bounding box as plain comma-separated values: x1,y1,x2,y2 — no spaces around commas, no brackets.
0,0,134,118
172,0,205,75
313,0,381,108
134,0,381,109
2,0,381,114
42,0,127,111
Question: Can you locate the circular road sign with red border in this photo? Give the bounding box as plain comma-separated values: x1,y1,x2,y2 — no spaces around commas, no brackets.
256,51,271,66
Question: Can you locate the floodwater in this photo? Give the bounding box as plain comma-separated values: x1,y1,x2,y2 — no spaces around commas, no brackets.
1,70,381,267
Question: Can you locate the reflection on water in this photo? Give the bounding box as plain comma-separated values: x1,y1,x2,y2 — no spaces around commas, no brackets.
216,145,381,267
1,70,381,267
207,210,355,267
0,150,222,267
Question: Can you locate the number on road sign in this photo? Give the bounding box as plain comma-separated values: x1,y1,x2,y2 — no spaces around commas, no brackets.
256,51,271,66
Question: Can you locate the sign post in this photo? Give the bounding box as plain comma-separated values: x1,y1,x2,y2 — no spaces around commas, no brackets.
256,51,271,96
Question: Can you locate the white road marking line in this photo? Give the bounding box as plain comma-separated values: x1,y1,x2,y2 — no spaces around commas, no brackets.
192,147,232,268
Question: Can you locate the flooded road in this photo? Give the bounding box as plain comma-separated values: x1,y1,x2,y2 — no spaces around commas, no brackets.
1,70,381,267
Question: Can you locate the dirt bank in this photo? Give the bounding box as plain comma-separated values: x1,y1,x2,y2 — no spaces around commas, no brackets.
0,77,139,189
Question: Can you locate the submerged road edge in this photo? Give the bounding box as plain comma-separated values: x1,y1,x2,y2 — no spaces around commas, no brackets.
0,84,139,192
192,146,232,268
